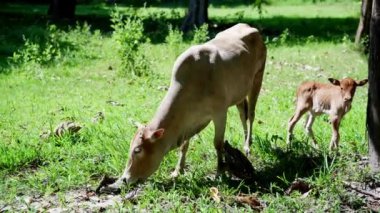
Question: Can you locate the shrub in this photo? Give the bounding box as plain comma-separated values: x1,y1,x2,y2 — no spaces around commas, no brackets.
110,8,151,77
192,24,210,44
11,22,102,74
12,25,62,66
165,24,183,58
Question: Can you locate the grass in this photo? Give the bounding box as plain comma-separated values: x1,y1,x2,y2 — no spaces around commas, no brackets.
0,0,375,211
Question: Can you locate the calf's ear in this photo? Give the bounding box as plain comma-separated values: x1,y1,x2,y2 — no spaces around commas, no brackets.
328,78,340,86
356,79,368,86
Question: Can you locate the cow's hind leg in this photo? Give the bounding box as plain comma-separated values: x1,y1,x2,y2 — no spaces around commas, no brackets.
237,100,248,150
213,111,227,176
244,68,264,156
171,140,190,178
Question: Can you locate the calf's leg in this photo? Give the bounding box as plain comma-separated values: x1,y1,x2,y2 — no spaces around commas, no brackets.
329,116,341,150
287,106,309,145
304,112,318,147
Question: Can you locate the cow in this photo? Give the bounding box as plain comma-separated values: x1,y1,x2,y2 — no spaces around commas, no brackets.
101,23,267,192
286,77,368,150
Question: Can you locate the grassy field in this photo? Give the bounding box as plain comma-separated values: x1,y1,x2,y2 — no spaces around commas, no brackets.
0,0,377,211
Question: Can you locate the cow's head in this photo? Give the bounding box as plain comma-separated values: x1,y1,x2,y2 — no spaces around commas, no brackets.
118,124,166,185
328,77,368,102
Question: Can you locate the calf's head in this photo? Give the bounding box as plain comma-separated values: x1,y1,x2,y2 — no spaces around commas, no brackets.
328,77,368,102
120,125,166,184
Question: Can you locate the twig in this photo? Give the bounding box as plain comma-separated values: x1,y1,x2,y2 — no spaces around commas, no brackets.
343,181,380,200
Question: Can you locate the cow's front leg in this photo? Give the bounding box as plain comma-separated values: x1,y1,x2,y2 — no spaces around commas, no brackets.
171,140,190,178
213,112,227,176
329,116,341,150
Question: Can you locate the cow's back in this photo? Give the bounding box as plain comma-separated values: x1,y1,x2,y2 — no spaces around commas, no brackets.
171,24,266,107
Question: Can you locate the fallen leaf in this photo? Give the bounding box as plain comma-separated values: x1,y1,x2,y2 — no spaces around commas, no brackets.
285,179,311,195
91,112,105,123
54,121,82,137
106,100,125,107
235,194,263,210
39,130,51,139
209,187,221,203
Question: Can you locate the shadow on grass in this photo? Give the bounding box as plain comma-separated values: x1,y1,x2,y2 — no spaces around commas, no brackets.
148,136,331,197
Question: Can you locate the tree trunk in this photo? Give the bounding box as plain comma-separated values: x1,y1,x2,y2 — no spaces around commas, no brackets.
181,0,209,33
355,0,373,50
368,0,380,172
48,0,77,20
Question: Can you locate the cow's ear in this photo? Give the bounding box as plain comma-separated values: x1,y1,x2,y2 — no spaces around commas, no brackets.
328,78,340,86
356,79,368,86
146,128,165,142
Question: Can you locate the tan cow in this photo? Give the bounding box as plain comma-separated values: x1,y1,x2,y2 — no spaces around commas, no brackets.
287,77,368,150
102,23,266,192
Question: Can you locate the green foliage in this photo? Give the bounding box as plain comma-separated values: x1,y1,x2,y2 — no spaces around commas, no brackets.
270,28,291,46
10,22,102,76
110,8,151,77
192,24,210,44
12,25,62,66
165,24,183,57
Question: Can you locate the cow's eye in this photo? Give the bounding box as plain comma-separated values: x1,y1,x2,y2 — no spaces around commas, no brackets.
134,147,142,154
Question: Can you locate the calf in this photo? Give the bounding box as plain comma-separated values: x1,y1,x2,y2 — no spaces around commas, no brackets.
102,23,266,192
287,77,368,150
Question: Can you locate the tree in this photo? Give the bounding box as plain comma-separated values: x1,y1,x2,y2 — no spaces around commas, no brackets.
355,0,373,48
48,0,77,20
367,0,380,172
181,0,209,33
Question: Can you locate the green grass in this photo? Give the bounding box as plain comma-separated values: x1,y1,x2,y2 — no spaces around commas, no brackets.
0,1,374,211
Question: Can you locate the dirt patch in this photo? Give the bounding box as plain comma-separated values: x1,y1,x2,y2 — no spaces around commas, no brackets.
0,187,141,212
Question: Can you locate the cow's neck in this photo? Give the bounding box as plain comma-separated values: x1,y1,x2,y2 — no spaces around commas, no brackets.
148,89,186,149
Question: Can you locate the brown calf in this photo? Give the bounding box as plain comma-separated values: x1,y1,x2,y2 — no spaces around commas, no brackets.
287,77,368,150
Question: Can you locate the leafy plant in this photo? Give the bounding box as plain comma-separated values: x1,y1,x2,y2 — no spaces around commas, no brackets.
12,25,62,66
270,28,291,46
192,24,210,44
165,24,183,58
110,8,151,77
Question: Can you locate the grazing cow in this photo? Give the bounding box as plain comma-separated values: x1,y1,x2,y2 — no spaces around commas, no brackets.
101,23,267,192
287,77,368,150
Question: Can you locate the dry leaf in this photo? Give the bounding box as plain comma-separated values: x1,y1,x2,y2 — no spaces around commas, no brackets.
235,194,263,210
39,130,51,139
54,121,82,137
209,187,220,203
91,112,105,123
106,100,125,107
285,179,311,195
